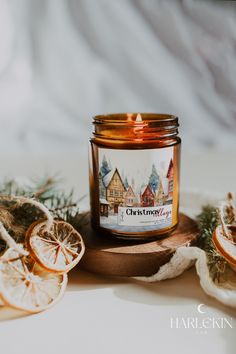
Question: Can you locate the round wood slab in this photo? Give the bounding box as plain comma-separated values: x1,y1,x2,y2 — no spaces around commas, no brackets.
76,213,199,277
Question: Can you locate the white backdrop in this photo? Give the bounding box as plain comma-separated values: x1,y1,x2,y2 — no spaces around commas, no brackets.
0,0,236,154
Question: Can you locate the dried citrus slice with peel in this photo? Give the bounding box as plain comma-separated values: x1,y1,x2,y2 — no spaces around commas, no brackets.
0,195,53,255
212,225,236,266
26,220,85,273
0,248,67,313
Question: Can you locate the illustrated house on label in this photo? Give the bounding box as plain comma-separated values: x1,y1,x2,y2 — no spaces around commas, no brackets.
166,159,174,201
140,185,155,207
124,185,136,207
103,168,126,214
99,198,109,217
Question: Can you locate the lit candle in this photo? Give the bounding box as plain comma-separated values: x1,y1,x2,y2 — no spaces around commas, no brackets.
133,113,148,136
90,113,181,241
125,113,148,140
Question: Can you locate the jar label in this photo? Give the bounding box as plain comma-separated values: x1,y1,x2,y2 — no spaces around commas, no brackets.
98,147,174,232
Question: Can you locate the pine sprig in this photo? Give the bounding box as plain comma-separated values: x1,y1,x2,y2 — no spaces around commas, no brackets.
0,176,80,230
197,205,227,282
0,176,59,200
46,189,79,224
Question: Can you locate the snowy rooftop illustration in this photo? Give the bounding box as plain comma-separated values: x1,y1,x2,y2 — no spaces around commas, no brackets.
102,169,116,187
140,184,154,196
102,168,126,189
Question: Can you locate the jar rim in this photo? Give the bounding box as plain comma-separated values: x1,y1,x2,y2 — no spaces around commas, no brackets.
92,113,179,142
93,113,178,125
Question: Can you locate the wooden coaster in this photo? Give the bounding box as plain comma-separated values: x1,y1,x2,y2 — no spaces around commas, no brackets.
76,212,199,277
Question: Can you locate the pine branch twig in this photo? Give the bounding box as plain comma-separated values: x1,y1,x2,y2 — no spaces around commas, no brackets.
50,203,77,213
32,178,56,199
0,177,81,253
197,205,227,282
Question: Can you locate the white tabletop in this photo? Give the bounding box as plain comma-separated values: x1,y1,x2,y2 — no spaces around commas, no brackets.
0,150,236,354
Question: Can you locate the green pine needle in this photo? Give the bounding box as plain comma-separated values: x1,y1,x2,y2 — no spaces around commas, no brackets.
197,205,227,282
0,177,81,251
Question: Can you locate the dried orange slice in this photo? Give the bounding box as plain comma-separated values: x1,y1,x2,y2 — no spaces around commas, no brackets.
26,220,85,273
0,248,67,313
212,225,236,267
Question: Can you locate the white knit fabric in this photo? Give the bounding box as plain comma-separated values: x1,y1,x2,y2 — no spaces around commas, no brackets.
135,246,236,308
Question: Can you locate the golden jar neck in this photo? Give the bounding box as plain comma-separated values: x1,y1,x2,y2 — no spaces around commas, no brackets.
92,113,179,141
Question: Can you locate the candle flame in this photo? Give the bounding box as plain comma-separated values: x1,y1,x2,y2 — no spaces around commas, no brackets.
136,113,142,122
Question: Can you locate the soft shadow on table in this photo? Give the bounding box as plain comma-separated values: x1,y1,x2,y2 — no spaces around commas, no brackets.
68,267,129,289
68,267,236,319
71,269,236,354
1,266,235,323
0,268,126,322
0,306,29,322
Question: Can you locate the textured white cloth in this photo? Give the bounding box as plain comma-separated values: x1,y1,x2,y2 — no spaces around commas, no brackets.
136,246,236,308
0,0,236,153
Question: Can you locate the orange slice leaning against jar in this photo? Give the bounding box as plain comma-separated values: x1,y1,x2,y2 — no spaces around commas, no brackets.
26,219,85,273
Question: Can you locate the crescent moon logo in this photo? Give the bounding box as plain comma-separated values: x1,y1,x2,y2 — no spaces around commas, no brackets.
197,303,206,314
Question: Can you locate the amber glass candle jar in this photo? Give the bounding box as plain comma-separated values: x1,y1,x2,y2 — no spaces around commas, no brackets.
89,113,181,241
